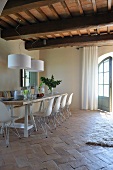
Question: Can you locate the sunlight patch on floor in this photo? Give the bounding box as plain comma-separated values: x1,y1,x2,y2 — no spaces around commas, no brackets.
99,110,113,120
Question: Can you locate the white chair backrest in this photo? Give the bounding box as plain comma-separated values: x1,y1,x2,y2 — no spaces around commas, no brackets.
66,93,73,106
0,102,11,123
53,95,62,113
45,98,54,116
61,94,68,109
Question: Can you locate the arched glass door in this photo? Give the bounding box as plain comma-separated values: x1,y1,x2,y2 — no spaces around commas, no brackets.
98,57,112,112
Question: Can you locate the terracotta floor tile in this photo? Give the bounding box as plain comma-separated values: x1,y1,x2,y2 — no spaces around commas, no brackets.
42,145,57,155
14,155,30,168
0,111,113,170
3,153,16,165
59,163,74,170
43,160,60,170
54,155,76,165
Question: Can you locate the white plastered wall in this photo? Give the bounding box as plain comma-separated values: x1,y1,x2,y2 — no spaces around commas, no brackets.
0,38,39,90
38,45,113,112
0,38,40,116
39,47,82,111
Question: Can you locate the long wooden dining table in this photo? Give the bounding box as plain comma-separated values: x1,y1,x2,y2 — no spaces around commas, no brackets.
3,93,66,137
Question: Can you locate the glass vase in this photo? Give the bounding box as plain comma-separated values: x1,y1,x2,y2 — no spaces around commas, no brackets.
48,87,54,94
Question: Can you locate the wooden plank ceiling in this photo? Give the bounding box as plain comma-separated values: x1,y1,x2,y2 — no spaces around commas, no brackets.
1,0,113,50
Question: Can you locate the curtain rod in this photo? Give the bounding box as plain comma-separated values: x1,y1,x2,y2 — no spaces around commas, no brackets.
76,44,113,50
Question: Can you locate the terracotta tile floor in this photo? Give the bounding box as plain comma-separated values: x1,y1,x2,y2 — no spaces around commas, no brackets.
0,110,113,170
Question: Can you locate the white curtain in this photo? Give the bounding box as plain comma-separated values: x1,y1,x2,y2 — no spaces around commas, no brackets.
81,46,98,110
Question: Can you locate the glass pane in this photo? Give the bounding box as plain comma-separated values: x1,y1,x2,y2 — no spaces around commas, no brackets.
25,71,29,78
30,72,37,86
99,85,103,96
104,60,109,72
104,85,109,97
99,73,103,84
23,78,24,86
104,72,109,84
99,63,103,73
26,79,29,86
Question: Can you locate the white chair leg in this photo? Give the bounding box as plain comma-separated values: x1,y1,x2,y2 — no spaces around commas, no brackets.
58,112,64,123
38,117,48,137
0,123,4,135
65,107,71,118
41,123,48,138
60,108,66,120
61,110,66,120
56,113,61,123
45,125,48,138
68,107,72,116
54,115,61,126
51,116,57,129
45,122,53,133
10,123,21,138
51,116,56,129
5,126,9,147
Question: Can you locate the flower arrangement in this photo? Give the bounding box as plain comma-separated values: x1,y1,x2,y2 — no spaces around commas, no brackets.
40,75,62,92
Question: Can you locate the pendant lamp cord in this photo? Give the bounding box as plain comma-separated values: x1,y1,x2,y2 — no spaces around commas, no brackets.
15,20,21,37
15,21,23,53
14,19,41,49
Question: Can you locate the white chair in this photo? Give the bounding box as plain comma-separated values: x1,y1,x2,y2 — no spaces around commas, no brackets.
0,102,20,147
60,94,68,121
33,98,54,137
66,93,73,117
51,95,62,128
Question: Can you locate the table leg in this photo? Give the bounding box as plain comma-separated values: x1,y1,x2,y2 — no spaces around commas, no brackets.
28,104,37,131
39,101,44,112
10,105,15,123
24,105,28,137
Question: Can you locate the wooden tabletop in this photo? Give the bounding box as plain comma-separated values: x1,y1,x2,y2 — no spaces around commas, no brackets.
3,93,66,106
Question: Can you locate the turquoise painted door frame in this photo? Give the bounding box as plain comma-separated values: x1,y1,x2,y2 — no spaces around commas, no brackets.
98,57,112,112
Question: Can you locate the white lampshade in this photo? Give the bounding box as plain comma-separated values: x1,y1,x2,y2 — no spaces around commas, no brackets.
0,0,8,15
8,54,31,69
27,60,44,72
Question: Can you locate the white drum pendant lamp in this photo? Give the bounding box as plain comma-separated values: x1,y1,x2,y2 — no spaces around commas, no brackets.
27,60,44,72
8,54,31,69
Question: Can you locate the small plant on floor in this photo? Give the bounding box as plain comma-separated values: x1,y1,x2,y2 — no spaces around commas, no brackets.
40,75,62,93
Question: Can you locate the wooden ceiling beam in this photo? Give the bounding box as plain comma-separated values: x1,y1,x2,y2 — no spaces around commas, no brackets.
36,8,48,21
48,5,60,18
107,26,111,33
75,0,84,14
87,29,90,35
2,0,65,17
24,10,38,23
77,30,81,36
60,33,64,38
2,16,18,27
108,0,112,10
97,28,100,34
14,13,29,25
25,34,113,50
2,12,113,40
68,32,73,37
91,0,97,12
61,1,72,16
50,34,56,38
0,19,12,28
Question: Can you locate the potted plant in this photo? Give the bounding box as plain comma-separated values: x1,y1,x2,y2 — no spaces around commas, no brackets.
40,75,62,93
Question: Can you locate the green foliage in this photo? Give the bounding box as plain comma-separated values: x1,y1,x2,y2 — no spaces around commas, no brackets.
23,89,29,95
40,75,62,91
38,82,44,91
